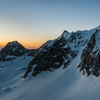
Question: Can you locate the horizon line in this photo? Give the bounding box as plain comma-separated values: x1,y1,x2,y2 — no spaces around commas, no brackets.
0,42,40,50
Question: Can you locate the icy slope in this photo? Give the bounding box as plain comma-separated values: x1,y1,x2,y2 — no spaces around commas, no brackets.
0,55,32,91
1,52,100,100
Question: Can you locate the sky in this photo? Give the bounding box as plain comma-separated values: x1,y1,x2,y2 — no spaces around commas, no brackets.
0,0,100,49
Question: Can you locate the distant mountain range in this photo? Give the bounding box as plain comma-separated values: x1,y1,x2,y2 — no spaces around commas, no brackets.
1,26,100,100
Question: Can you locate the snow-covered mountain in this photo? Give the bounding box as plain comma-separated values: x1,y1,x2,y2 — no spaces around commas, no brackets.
24,26,97,78
1,26,100,100
0,41,36,61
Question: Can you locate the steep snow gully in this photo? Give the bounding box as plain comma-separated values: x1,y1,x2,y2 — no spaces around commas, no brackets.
1,26,100,100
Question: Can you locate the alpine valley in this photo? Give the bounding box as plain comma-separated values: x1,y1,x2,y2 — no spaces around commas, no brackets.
1,26,100,100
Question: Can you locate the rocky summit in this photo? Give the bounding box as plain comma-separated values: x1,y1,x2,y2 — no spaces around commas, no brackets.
24,26,100,77
0,41,36,61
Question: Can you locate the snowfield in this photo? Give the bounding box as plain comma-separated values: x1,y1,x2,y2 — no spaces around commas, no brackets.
0,52,100,100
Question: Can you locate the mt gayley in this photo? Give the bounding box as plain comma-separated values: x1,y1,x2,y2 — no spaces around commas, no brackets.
1,26,100,100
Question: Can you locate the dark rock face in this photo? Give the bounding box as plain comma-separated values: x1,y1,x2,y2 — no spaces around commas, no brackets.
24,31,83,77
78,30,100,77
0,41,36,61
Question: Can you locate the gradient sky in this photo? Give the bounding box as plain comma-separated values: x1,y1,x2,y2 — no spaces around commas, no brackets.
0,0,100,49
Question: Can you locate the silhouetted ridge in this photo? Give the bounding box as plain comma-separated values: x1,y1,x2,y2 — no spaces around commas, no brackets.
0,41,36,61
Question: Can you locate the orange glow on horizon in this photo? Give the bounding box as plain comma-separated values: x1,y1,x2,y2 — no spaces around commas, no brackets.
0,40,45,49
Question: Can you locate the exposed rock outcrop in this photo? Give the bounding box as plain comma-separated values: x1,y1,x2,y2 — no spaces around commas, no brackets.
24,30,89,77
78,29,100,76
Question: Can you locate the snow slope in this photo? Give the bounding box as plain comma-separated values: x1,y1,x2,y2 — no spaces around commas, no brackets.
0,52,100,100
0,55,32,98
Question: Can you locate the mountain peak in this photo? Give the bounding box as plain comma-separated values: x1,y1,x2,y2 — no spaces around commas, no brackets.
58,30,70,41
63,30,69,33
7,41,21,46
0,41,26,57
